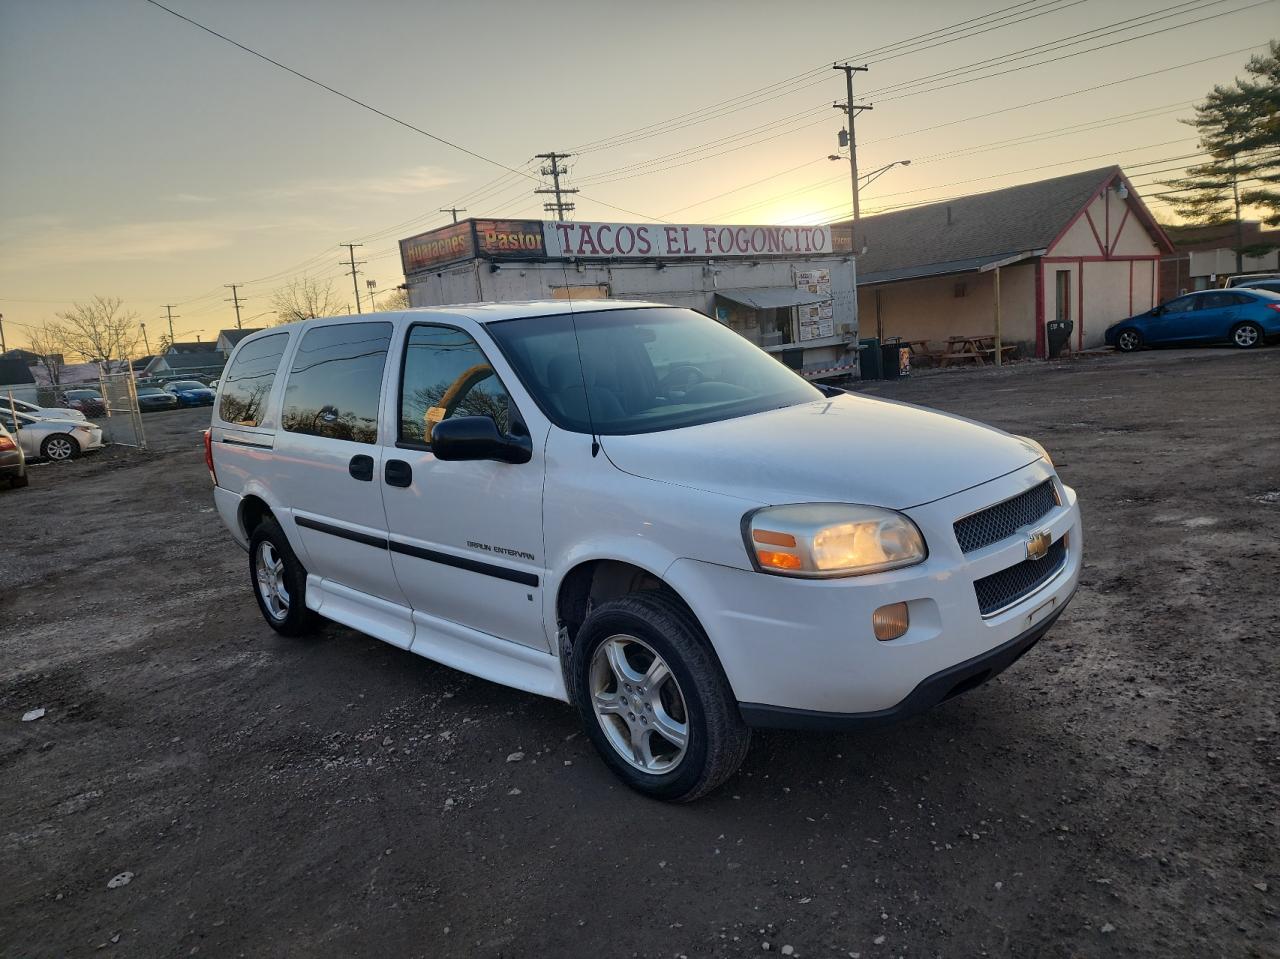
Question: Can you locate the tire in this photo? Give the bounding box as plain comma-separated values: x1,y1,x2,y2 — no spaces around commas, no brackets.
1231,321,1262,349
570,591,750,802
40,434,78,461
1115,328,1143,353
248,516,319,637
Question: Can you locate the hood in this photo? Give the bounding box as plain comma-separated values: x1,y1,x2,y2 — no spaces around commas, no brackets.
599,393,1041,510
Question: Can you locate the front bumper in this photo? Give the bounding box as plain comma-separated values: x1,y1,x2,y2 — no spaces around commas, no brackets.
739,595,1070,729
665,460,1081,718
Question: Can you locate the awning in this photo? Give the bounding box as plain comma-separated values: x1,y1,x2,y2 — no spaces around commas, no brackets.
715,287,828,310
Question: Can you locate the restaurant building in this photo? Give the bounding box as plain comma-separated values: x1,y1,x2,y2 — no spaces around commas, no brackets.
400,218,860,378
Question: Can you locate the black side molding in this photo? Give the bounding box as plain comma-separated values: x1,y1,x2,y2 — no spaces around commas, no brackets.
292,516,538,587
739,595,1073,732
294,515,388,551
389,540,539,588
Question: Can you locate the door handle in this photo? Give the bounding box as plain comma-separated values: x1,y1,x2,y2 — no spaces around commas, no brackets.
384,459,412,488
348,454,374,481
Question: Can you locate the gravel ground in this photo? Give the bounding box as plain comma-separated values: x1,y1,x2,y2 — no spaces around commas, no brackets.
1,347,1277,958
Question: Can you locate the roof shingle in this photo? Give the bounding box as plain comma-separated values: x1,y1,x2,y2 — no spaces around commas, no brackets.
850,166,1121,285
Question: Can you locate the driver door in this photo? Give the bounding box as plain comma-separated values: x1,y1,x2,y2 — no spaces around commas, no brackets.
1150,294,1199,343
379,322,550,652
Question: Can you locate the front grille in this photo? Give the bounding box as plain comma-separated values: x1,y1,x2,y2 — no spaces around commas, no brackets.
954,479,1058,554
973,537,1067,616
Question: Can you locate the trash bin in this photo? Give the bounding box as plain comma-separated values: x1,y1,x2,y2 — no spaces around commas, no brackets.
1047,320,1074,358
880,338,911,380
858,337,881,380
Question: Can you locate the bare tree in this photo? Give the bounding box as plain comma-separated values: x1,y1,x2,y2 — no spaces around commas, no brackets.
377,287,410,311
270,277,343,325
26,323,69,389
53,296,141,369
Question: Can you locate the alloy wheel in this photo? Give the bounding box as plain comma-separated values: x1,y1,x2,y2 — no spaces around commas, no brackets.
590,634,690,774
1233,325,1259,347
45,436,75,460
254,541,290,621
1118,331,1139,352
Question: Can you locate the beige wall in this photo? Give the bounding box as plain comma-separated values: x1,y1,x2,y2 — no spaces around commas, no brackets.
857,262,1037,354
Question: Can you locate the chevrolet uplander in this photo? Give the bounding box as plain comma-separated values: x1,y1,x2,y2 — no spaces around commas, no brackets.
207,301,1081,801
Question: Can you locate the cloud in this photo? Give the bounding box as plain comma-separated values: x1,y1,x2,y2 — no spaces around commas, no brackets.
165,193,216,204
260,165,459,201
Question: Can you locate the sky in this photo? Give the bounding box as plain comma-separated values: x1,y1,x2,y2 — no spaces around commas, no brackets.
1,0,1276,350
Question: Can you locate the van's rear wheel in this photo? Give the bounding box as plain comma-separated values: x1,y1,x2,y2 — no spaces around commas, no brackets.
571,592,750,802
248,516,318,637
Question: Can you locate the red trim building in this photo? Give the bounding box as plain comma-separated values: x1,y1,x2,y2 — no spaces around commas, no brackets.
850,166,1174,357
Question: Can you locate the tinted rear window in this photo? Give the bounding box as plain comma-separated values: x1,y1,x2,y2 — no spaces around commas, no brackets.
281,322,392,444
219,333,289,427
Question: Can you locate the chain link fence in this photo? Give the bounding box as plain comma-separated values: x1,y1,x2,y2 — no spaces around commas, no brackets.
98,371,147,450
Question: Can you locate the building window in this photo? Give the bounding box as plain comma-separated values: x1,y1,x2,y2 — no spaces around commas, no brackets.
281,322,392,444
954,282,967,298
1055,270,1071,323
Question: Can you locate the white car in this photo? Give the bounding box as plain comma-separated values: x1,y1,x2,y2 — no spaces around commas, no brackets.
207,302,1082,801
0,410,103,461
0,396,88,422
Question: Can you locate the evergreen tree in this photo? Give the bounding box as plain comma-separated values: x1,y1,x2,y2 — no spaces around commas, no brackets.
1162,42,1280,271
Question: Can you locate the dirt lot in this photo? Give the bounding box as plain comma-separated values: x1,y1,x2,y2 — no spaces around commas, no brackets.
2,348,1277,958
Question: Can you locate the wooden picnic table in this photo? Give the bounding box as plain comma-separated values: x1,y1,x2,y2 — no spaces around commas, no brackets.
939,334,1017,367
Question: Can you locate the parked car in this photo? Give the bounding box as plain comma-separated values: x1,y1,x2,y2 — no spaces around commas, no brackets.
0,410,104,462
61,388,106,417
1233,278,1280,295
1224,272,1280,287
136,386,180,412
1104,288,1280,352
0,396,88,422
208,303,1082,802
0,420,27,489
165,379,216,407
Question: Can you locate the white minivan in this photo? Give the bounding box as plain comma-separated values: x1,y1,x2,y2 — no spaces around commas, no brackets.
207,301,1081,801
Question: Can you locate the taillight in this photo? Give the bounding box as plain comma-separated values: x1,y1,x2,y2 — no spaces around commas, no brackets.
203,429,218,486
1267,303,1280,313
0,436,15,452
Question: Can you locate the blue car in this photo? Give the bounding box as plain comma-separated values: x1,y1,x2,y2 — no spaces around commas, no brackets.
164,379,217,407
1105,288,1280,352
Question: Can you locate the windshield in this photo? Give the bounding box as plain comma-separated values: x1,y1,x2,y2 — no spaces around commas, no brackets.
67,390,99,398
487,307,821,435
169,381,207,390
138,388,166,396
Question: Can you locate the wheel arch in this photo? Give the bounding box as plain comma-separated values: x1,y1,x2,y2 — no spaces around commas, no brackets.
554,557,710,692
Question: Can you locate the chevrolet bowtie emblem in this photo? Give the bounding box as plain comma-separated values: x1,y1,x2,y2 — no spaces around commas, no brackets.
1026,530,1051,561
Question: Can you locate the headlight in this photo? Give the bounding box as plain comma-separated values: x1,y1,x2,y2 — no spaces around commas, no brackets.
744,504,927,578
1015,435,1053,467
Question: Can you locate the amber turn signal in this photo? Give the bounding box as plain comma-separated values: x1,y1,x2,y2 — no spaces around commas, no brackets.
872,602,910,641
756,549,803,570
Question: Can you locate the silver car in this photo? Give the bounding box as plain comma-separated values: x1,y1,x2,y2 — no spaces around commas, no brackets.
0,396,88,422
0,420,27,488
0,410,103,462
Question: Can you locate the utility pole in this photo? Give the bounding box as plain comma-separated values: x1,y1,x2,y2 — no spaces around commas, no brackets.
534,152,579,221
440,207,467,224
833,63,872,251
340,243,366,314
161,305,179,348
139,322,152,356
0,313,6,355
224,285,245,330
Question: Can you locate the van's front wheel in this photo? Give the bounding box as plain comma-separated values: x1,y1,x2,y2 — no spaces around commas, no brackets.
571,592,750,802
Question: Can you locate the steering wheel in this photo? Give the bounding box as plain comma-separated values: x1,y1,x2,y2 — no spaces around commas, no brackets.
661,364,705,394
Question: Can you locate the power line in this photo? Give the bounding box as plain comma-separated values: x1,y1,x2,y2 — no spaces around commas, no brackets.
141,0,658,224
534,152,579,221
340,244,366,314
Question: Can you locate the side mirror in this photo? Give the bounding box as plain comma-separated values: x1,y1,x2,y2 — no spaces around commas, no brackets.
1151,305,1164,316
431,415,532,465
